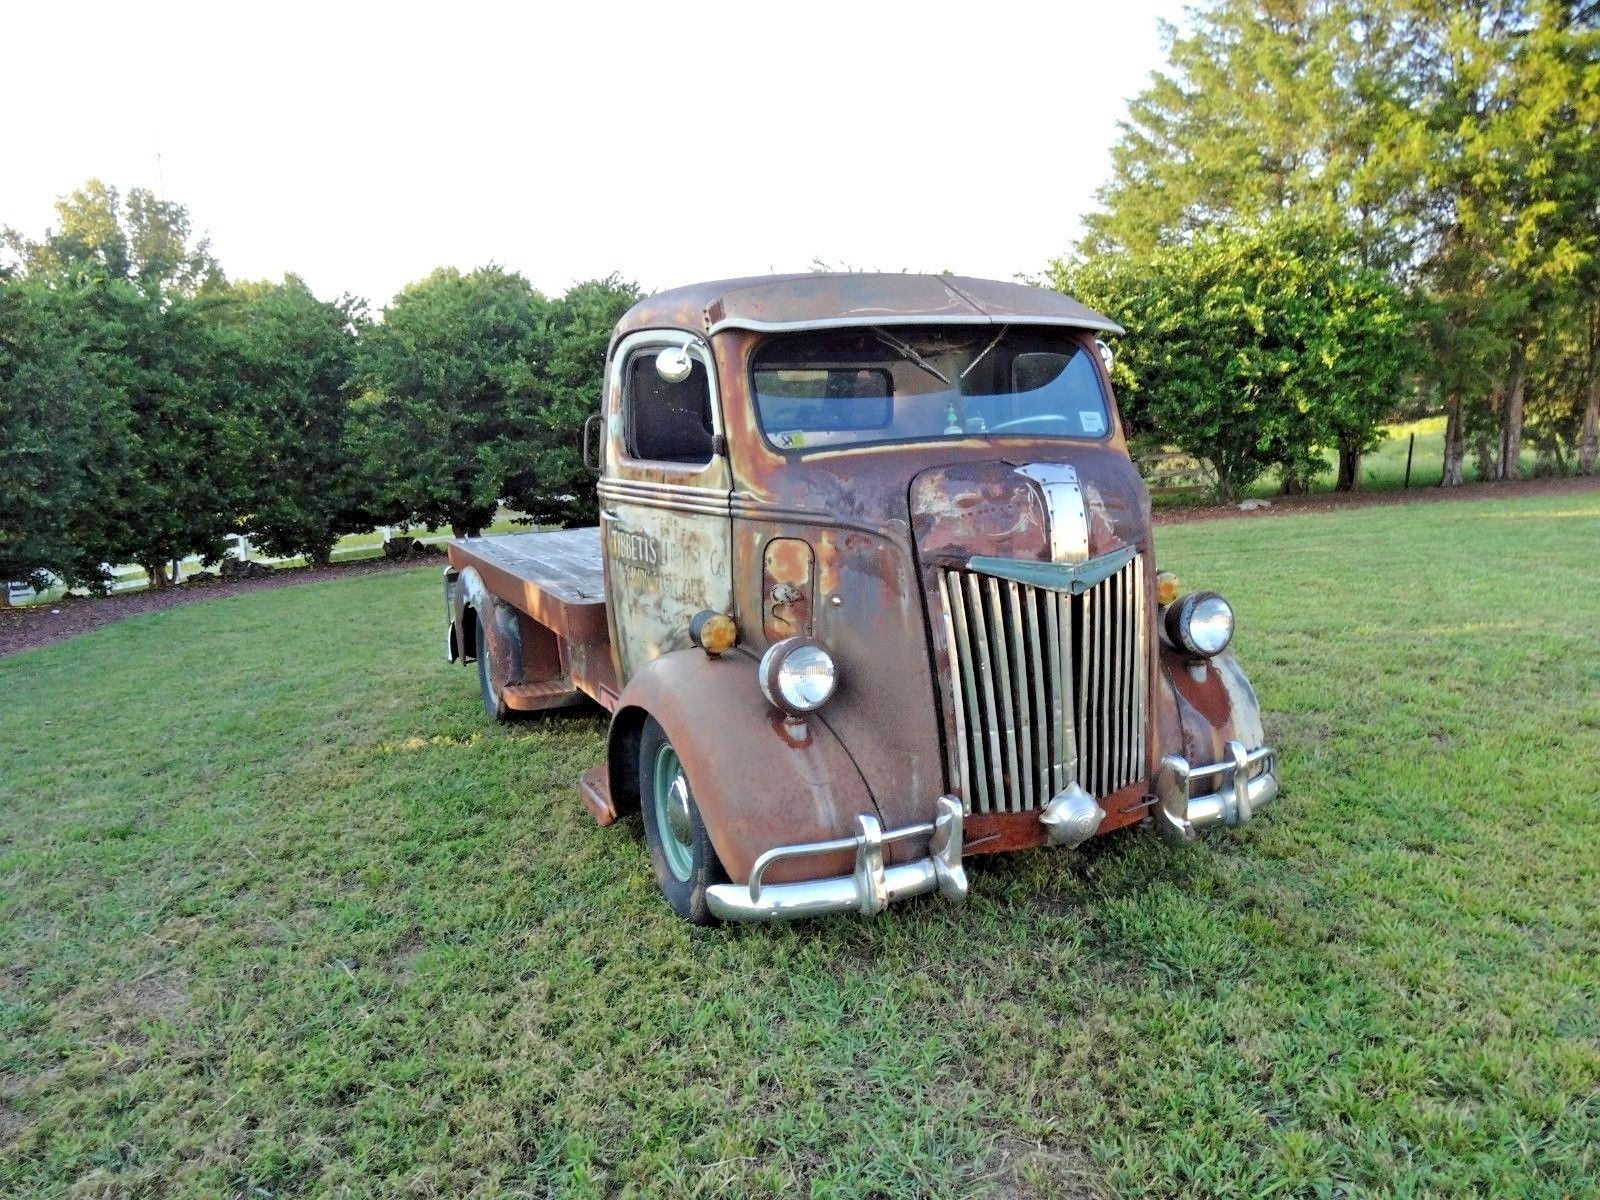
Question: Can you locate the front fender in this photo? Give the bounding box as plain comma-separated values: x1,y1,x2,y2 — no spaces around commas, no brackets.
1153,647,1267,765
608,647,887,885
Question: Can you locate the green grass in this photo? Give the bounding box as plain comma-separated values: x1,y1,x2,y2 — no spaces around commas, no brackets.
1244,416,1541,498
3,493,1598,1198
1148,418,1546,507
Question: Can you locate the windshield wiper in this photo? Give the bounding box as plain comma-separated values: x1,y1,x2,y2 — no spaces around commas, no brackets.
960,324,1010,380
872,327,950,386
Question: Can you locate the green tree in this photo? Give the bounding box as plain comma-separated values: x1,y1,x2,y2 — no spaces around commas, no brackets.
503,274,641,526
0,274,127,595
1054,221,1411,501
355,266,547,538
1081,0,1598,488
5,181,247,585
214,277,367,564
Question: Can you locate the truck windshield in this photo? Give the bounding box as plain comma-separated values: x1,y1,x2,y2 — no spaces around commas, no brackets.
751,325,1112,452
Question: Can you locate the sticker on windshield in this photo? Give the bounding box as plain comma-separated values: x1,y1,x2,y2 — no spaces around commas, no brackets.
1079,411,1106,435
774,430,806,449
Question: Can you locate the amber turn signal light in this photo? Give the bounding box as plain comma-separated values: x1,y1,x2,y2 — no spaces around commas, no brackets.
1155,571,1181,607
689,610,738,657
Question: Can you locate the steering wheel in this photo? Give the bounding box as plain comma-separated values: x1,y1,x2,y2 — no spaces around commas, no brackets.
987,414,1074,434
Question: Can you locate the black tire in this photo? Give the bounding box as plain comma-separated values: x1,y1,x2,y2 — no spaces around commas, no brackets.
474,614,512,723
638,716,724,924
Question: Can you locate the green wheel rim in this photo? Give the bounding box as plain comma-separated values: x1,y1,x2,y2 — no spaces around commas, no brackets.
651,742,695,883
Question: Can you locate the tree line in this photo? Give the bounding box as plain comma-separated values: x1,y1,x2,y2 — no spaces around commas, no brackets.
1054,0,1598,499
5,4,1595,592
1,181,638,594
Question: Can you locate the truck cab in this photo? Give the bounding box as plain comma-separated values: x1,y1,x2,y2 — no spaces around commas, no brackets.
444,274,1278,923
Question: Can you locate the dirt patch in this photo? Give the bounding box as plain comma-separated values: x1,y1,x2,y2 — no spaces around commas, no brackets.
129,972,188,1023
0,556,439,660
979,1133,1106,1200
1152,474,1599,526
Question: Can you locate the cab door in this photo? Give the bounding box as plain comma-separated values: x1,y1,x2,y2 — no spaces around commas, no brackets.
597,330,734,685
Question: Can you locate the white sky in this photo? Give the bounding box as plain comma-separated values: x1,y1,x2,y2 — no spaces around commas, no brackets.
2,0,1185,309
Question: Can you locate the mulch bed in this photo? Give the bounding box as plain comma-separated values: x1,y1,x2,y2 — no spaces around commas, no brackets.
1,556,442,661
4,476,1596,661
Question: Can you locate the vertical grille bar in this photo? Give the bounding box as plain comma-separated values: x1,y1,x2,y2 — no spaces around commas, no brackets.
1006,581,1035,813
1058,588,1077,786
1022,588,1050,802
1113,568,1128,788
1133,555,1147,782
936,571,973,808
1045,590,1065,793
1081,579,1094,790
985,577,1022,812
964,573,1006,809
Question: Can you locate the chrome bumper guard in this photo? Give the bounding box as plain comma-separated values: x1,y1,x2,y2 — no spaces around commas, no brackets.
1153,740,1278,844
706,796,969,922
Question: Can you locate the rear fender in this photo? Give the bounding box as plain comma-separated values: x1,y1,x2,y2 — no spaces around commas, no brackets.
608,648,887,885
452,566,524,685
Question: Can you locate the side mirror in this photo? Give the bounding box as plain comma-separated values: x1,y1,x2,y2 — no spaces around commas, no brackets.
1094,339,1114,370
581,411,603,473
656,344,695,384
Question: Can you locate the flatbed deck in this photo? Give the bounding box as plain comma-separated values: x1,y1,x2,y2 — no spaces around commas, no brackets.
446,528,609,642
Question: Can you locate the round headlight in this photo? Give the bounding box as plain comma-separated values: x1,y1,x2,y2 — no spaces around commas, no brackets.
1165,591,1234,658
759,637,838,715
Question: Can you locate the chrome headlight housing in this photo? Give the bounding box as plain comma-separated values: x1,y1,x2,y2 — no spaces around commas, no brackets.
758,636,838,716
1164,591,1234,658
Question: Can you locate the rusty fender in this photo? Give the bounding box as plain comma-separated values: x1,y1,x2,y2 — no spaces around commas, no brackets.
449,566,524,685
1153,647,1266,767
607,647,913,886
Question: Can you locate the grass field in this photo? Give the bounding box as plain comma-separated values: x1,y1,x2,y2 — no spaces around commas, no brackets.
3,493,1598,1198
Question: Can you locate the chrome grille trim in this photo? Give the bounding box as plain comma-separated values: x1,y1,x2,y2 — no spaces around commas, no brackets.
939,554,1147,814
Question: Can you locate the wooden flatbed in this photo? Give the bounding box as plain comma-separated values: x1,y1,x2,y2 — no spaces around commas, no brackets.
446,528,609,643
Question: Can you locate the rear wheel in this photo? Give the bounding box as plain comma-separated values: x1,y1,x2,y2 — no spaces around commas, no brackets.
638,716,723,924
474,614,511,722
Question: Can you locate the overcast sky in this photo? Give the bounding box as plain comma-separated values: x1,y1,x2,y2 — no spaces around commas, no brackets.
3,0,1186,308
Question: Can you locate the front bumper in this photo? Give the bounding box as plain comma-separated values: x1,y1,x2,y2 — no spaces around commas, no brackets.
705,741,1278,921
1152,740,1278,844
705,795,969,922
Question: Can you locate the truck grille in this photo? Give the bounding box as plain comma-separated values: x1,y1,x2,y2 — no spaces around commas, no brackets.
936,554,1148,813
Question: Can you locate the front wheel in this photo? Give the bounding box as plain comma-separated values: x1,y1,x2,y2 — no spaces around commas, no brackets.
638,716,724,924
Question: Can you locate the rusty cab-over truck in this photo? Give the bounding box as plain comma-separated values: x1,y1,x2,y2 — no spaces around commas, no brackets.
444,274,1279,923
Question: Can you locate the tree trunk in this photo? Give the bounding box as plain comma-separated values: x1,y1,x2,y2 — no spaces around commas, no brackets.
451,523,480,539
1213,468,1239,505
1497,345,1527,481
1441,392,1466,486
144,563,169,590
1336,443,1361,492
1580,365,1599,477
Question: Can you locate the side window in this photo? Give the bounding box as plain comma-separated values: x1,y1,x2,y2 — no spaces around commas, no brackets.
625,350,714,463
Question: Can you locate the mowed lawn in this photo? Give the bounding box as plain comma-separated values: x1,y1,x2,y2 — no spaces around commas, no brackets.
3,494,1598,1199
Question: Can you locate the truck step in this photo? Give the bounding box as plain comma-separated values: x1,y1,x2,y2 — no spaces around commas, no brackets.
579,764,616,826
500,678,588,713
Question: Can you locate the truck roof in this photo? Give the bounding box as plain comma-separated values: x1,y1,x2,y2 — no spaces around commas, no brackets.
614,273,1123,342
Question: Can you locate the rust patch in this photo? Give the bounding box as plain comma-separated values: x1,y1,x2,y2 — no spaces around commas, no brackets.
762,537,814,641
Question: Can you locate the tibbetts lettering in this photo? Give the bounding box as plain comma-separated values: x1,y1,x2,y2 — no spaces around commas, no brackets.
608,526,662,574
